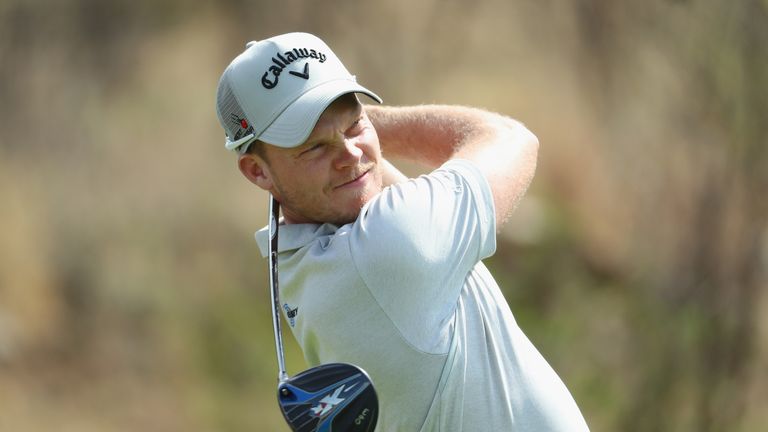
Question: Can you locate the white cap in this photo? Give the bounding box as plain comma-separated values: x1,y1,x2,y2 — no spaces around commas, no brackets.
216,32,382,153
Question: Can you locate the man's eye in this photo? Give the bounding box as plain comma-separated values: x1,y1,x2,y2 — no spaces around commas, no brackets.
349,117,363,131
302,143,324,155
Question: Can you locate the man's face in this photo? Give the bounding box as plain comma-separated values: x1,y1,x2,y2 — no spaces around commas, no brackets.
252,94,383,225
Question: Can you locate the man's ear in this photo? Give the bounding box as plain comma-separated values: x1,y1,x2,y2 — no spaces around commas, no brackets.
238,154,273,191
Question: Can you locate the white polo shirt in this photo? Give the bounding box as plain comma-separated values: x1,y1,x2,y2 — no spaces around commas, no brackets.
255,159,589,431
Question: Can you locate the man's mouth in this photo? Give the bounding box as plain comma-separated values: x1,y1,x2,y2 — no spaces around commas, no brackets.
335,169,370,189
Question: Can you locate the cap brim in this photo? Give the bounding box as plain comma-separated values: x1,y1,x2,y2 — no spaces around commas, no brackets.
259,79,382,148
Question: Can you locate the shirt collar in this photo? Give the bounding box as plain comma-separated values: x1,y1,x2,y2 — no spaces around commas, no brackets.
254,222,341,257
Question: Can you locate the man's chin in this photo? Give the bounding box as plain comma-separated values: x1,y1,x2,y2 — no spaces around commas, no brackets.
331,197,374,225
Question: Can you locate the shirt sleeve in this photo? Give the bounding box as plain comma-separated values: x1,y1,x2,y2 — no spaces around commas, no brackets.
348,159,497,354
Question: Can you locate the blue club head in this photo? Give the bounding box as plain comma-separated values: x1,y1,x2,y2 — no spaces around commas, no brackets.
277,363,378,432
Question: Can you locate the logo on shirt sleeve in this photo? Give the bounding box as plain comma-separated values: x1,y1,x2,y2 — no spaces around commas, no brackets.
284,303,299,327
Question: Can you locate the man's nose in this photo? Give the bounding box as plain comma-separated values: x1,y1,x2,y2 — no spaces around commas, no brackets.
333,139,363,170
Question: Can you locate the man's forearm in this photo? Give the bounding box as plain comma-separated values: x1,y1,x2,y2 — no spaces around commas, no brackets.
365,104,539,228
365,104,504,168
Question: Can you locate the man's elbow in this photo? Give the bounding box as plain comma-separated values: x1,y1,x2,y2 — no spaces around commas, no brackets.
506,118,539,177
489,118,540,228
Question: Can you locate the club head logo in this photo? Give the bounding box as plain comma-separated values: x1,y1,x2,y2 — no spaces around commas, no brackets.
355,408,370,425
310,385,347,418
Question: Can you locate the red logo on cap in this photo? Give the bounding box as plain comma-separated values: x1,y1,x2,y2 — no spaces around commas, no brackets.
230,114,250,130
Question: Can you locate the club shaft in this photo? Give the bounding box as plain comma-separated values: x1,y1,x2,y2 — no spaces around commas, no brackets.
269,195,289,382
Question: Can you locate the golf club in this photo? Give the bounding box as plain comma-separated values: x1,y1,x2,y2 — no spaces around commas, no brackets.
268,194,379,432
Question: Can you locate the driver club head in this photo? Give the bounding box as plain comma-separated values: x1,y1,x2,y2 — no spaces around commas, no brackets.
277,363,379,432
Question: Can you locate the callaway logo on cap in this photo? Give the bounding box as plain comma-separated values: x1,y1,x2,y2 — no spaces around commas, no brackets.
215,32,382,153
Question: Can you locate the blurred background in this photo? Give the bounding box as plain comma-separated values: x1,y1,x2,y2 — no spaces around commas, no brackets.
1,0,766,431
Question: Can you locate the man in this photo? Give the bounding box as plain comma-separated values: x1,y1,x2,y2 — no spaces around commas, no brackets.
216,32,589,431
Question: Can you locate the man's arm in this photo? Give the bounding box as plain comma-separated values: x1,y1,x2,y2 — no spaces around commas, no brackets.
365,104,539,228
380,157,409,187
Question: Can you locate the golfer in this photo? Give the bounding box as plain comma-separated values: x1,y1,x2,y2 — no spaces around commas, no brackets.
216,32,589,431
